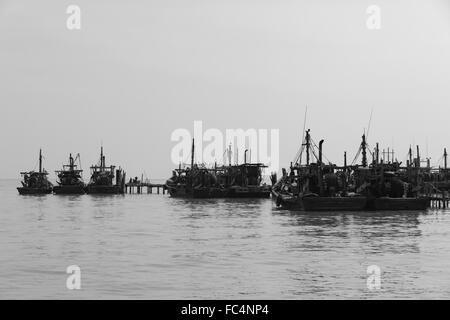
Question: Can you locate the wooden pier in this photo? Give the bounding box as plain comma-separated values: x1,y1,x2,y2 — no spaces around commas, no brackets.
125,182,167,194
429,193,449,208
425,183,449,208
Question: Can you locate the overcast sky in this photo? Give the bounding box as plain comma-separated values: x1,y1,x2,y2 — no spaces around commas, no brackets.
1,0,449,180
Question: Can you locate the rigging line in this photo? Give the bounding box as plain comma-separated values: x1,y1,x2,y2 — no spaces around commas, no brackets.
310,138,331,164
366,107,374,142
293,106,308,163
295,138,306,164
351,146,362,166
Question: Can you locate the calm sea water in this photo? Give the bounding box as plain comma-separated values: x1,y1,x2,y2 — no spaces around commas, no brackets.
1,178,450,299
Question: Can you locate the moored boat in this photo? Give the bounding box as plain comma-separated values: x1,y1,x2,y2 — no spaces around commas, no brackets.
17,149,53,195
85,147,126,194
53,153,85,194
166,139,271,198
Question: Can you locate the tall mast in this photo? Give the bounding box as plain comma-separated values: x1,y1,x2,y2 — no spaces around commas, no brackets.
305,129,311,165
191,138,195,168
101,146,104,168
70,153,74,170
409,145,413,167
361,134,367,167
344,151,347,169
445,148,448,170
39,149,42,173
416,145,421,168
318,140,324,196
376,143,380,164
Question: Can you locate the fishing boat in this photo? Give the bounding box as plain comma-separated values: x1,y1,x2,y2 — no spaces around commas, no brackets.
217,158,271,198
166,140,271,198
85,147,126,194
166,166,227,198
352,139,431,211
53,153,85,194
273,129,366,211
17,149,53,195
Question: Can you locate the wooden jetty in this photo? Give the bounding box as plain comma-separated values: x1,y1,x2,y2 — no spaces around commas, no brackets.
125,181,167,194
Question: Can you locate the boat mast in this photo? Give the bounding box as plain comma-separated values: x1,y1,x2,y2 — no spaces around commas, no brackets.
376,143,380,164
191,138,195,168
445,148,448,170
318,140,324,196
100,146,105,171
39,149,42,173
343,151,347,194
408,145,413,167
361,134,367,167
70,153,74,171
305,129,311,165
416,145,421,168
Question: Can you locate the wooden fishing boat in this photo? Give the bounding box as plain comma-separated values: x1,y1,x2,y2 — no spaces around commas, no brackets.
166,139,271,198
17,149,53,195
53,153,85,194
85,147,126,194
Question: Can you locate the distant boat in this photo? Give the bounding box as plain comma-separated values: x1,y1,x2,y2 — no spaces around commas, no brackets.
85,147,126,194
17,149,53,195
166,139,271,198
273,130,366,211
53,153,85,194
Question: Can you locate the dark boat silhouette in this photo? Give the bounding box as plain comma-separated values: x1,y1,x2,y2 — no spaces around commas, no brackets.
85,147,126,194
272,129,366,211
53,153,85,194
166,139,271,198
17,149,53,195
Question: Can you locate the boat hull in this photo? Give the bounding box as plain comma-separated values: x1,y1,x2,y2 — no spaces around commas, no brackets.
53,185,86,195
272,189,303,210
17,187,52,195
168,185,271,198
302,196,367,211
85,185,123,194
227,186,271,198
369,197,430,211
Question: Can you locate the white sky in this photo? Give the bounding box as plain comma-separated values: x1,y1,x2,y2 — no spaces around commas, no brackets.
1,0,449,179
